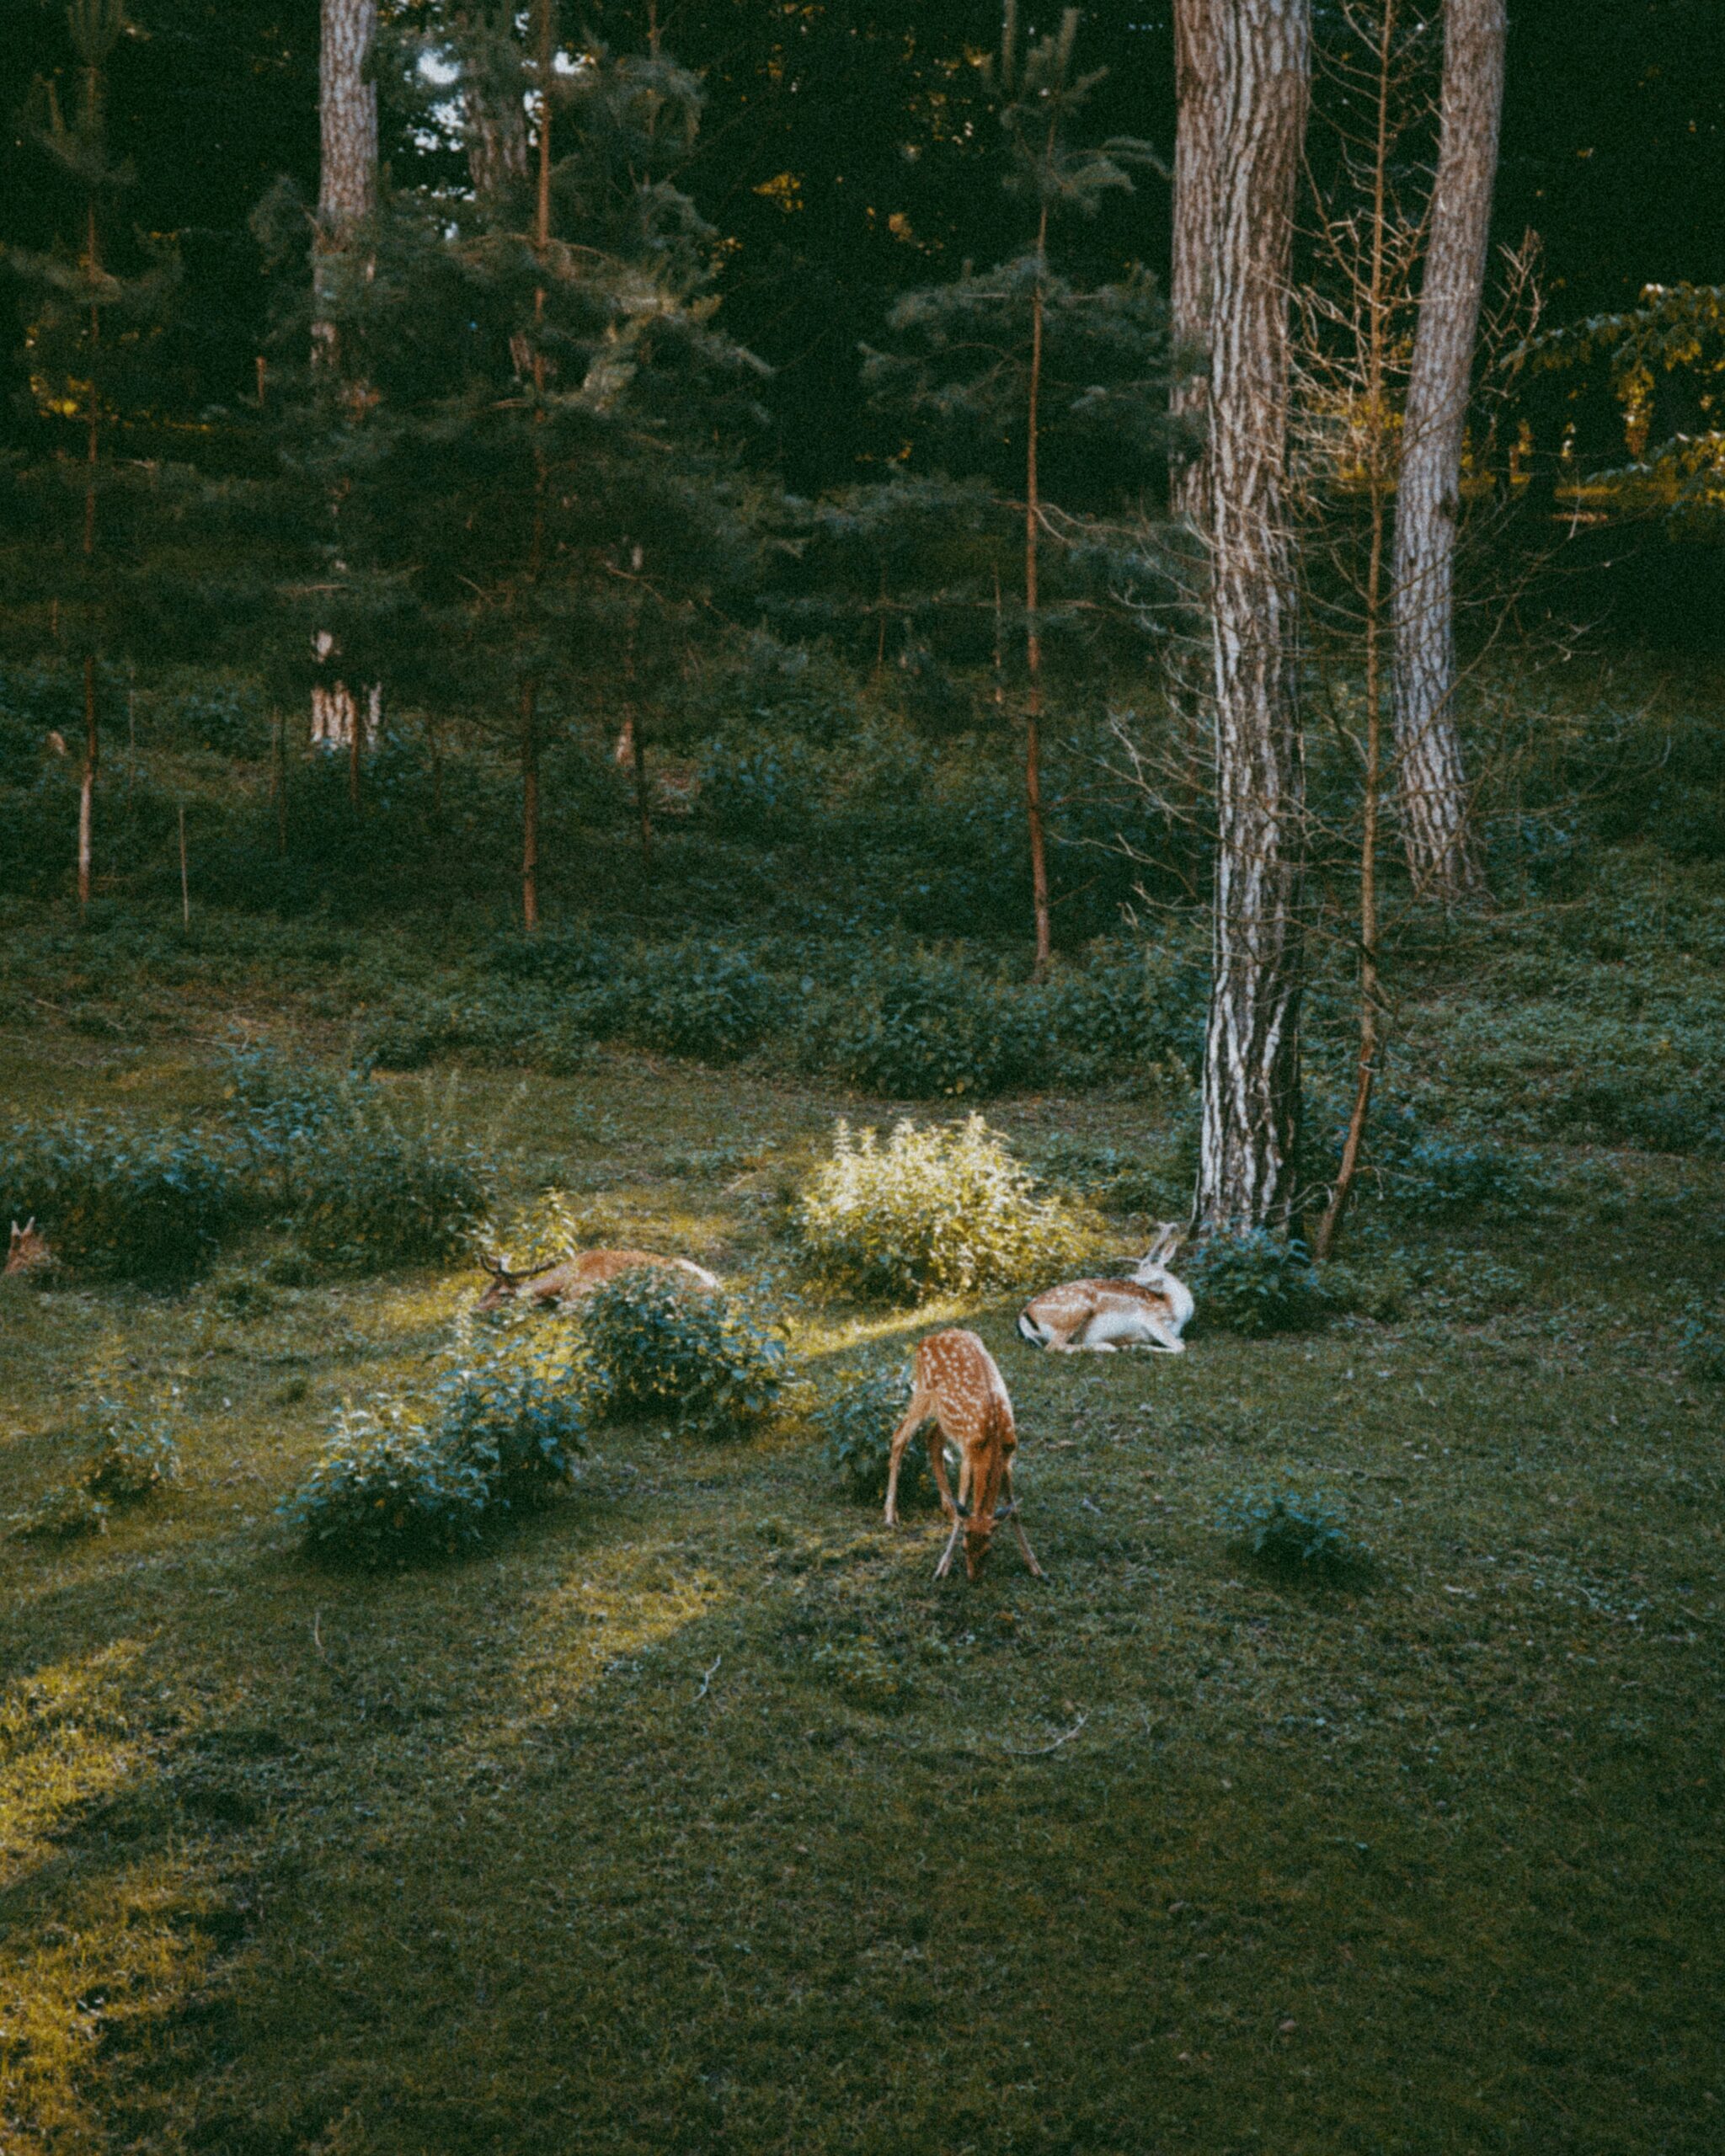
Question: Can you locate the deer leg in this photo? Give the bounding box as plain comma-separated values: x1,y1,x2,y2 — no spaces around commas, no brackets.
884,1388,931,1527
1003,1465,1044,1578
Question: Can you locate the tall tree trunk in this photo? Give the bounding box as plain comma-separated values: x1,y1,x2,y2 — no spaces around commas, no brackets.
1169,0,1224,524
312,0,379,759
1197,0,1311,1237
458,5,530,202
1023,201,1054,980
1391,0,1503,901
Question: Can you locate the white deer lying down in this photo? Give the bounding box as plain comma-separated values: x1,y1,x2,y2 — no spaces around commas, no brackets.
476,1248,719,1312
1016,1223,1194,1354
884,1328,1044,1582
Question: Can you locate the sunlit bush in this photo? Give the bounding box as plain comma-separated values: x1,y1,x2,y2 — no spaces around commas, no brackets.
795,1116,1095,1302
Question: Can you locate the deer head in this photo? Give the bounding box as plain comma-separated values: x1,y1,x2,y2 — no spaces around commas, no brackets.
473,1253,561,1310
1132,1221,1184,1285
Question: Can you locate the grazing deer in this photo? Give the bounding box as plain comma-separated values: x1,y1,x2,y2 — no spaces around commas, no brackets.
884,1329,1044,1582
475,1248,719,1312
1016,1222,1193,1354
5,1219,54,1278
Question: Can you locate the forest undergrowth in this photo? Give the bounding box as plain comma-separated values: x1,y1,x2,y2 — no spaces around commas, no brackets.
2,655,1724,2153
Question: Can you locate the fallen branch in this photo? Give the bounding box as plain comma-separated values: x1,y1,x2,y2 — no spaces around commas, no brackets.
994,1712,1088,1758
693,1653,722,1703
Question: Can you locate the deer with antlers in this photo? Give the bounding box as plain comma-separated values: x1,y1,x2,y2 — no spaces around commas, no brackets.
884,1329,1044,1582
475,1248,719,1312
1015,1223,1194,1354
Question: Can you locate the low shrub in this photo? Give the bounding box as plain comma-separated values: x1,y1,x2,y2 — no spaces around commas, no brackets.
1185,1231,1330,1337
13,1390,181,1540
796,1116,1095,1302
290,1113,493,1271
581,1268,788,1439
808,1634,915,1710
360,989,592,1076
813,1361,929,1508
281,1401,492,1562
432,1322,587,1505
1217,1484,1358,1573
0,1121,238,1282
1382,1131,1542,1219
1677,1307,1725,1384
803,953,1041,1099
622,943,788,1062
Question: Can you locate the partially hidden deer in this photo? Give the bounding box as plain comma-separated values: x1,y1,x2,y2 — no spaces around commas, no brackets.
884,1329,1044,1582
1016,1222,1193,1354
476,1248,719,1312
5,1219,54,1278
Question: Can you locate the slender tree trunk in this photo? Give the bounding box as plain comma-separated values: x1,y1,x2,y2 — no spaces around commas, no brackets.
1391,0,1503,901
1197,0,1311,1237
520,679,540,931
1023,202,1053,980
515,0,556,934
1169,0,1224,524
1315,1,1397,1262
78,654,98,910
312,0,379,759
77,184,100,913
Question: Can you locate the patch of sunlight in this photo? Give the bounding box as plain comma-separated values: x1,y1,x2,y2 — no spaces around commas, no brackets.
792,1295,988,1362
478,1550,729,1737
0,1642,239,2150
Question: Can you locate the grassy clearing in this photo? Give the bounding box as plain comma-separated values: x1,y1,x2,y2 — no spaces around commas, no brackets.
3,1024,1723,2155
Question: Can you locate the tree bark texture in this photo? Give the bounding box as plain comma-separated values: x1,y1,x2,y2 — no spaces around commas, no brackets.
318,0,377,244
312,0,378,755
459,7,530,202
1391,0,1503,901
1169,0,1225,524
1197,0,1311,1238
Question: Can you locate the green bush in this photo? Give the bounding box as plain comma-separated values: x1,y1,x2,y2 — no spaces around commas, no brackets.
623,943,788,1061
795,1116,1095,1302
1677,1308,1725,1384
1382,1131,1542,1219
804,953,1041,1099
431,1321,588,1505
290,1116,493,1272
12,1390,182,1540
1186,1232,1330,1337
580,1268,788,1440
813,1361,930,1507
281,1401,493,1562
1217,1484,1357,1572
0,1121,238,1282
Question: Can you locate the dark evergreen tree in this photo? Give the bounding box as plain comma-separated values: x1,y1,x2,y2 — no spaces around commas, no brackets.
254,3,766,927
1,0,179,909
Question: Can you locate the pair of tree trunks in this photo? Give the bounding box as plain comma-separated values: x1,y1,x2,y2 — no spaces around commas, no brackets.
1178,0,1504,1237
1391,0,1505,903
312,0,379,771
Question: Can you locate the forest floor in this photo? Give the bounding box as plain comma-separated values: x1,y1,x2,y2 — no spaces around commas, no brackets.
3,1015,1723,2155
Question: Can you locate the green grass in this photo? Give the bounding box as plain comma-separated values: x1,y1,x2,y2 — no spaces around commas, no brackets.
3,1023,1724,2154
